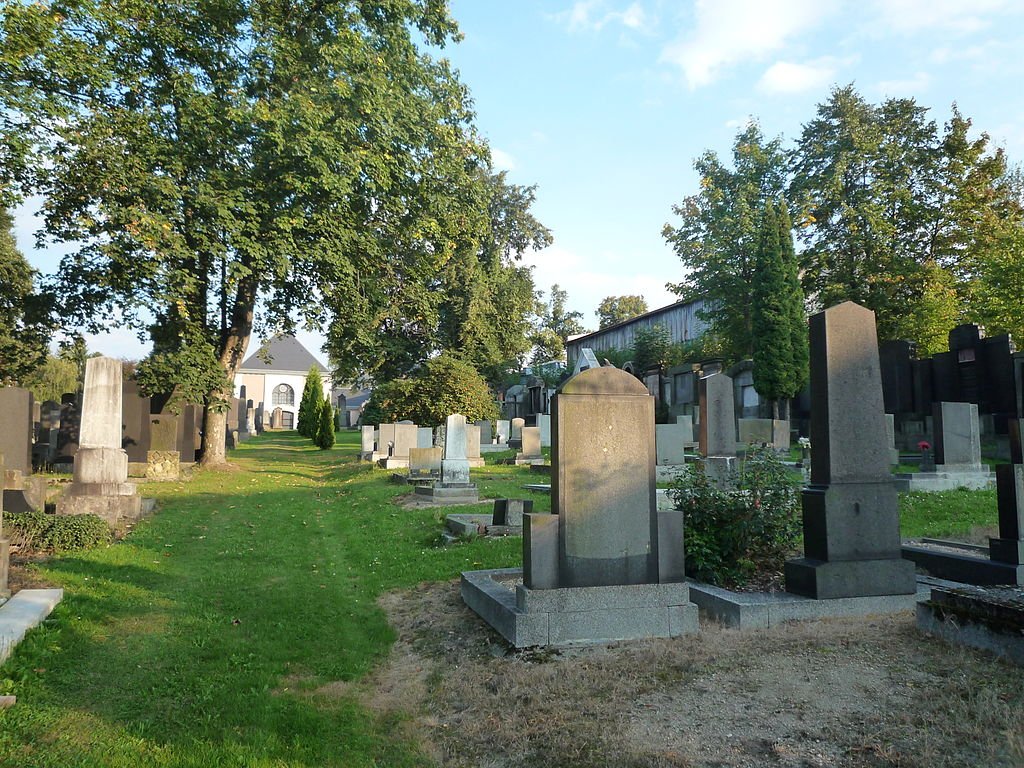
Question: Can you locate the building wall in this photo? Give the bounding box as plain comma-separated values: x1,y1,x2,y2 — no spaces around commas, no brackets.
233,371,332,429
565,298,710,365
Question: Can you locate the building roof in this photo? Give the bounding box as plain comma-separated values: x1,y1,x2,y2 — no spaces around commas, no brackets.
239,335,330,376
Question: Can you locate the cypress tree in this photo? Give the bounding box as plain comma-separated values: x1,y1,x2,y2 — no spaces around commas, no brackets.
297,366,323,437
315,396,335,450
778,201,808,403
751,200,795,418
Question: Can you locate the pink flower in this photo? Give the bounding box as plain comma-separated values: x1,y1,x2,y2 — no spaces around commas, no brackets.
918,440,931,451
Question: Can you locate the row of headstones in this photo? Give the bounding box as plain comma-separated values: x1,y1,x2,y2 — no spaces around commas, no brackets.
360,419,548,467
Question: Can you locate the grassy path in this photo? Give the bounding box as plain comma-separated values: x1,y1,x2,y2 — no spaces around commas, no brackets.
0,431,524,767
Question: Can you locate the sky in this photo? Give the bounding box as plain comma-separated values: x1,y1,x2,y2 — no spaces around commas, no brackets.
12,0,1024,361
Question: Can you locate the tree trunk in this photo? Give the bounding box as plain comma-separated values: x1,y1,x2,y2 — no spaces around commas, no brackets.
200,275,257,467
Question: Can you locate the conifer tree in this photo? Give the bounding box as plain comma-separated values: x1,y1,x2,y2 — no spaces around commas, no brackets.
751,201,795,418
315,396,336,450
778,202,808,402
297,366,323,437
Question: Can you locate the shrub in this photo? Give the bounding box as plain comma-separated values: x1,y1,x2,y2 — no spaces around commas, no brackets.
5,511,112,553
315,396,336,450
297,366,324,437
668,446,801,587
362,354,499,426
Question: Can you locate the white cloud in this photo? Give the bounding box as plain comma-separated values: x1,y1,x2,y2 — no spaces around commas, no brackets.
522,244,679,329
758,59,839,95
555,1,652,34
490,147,517,171
660,0,836,89
868,0,1012,35
875,71,931,96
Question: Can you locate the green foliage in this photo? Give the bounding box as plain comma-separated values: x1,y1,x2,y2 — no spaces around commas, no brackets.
664,121,788,363
632,324,673,372
5,511,111,553
751,199,806,409
530,284,587,366
0,208,50,384
314,396,335,450
362,353,499,426
597,295,648,329
134,327,229,412
20,354,79,403
297,366,324,438
668,448,801,587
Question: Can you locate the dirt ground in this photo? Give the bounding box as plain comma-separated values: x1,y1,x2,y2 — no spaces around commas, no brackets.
354,580,1024,768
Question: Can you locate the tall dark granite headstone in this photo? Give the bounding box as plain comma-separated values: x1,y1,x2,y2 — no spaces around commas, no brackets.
785,302,916,599
178,405,201,463
991,419,1024,567
0,387,34,475
55,393,81,465
122,379,152,463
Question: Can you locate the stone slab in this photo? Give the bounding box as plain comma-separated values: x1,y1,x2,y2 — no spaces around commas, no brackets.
0,589,63,664
688,580,927,630
893,471,995,492
901,544,1024,585
917,587,1024,665
462,568,699,648
413,485,479,504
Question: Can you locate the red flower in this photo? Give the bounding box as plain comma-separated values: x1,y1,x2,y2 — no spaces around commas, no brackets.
918,440,931,451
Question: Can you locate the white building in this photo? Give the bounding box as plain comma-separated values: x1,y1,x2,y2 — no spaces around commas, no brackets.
234,335,331,430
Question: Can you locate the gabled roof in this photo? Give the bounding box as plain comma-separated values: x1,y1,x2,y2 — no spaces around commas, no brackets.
239,335,330,375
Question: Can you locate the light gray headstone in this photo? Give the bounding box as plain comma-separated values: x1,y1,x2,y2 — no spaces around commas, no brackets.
537,413,551,447
79,357,123,450
934,402,982,471
465,424,481,460
571,347,601,376
737,418,773,446
510,418,524,441
698,373,735,457
476,420,493,445
655,422,688,465
416,427,433,449
378,423,397,454
675,414,694,443
360,425,375,453
496,419,510,444
392,423,419,459
409,446,442,477
520,426,541,458
440,414,470,485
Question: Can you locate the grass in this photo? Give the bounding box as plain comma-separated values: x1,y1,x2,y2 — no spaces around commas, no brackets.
0,431,1005,766
0,431,527,767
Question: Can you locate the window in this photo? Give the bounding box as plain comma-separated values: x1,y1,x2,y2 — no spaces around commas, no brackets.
272,383,294,406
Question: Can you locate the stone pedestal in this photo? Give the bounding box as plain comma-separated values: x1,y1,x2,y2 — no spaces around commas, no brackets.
146,450,181,481
414,414,479,503
785,302,915,599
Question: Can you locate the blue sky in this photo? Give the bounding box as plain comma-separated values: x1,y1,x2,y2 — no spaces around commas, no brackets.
13,0,1024,361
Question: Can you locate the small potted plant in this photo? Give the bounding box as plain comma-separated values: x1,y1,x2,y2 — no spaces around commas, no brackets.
918,440,935,472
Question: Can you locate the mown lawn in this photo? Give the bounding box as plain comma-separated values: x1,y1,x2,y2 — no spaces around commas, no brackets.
0,431,533,767
0,431,1001,767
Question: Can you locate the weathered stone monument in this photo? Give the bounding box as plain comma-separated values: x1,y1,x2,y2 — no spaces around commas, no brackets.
380,423,419,469
462,366,698,646
698,373,736,486
407,446,442,481
0,388,34,475
785,302,917,599
537,413,551,448
508,417,525,450
492,498,532,527
57,357,142,525
416,427,433,449
465,423,484,467
895,401,994,491
496,419,510,445
360,425,375,460
415,414,478,503
513,426,544,465
477,419,493,445
737,418,790,450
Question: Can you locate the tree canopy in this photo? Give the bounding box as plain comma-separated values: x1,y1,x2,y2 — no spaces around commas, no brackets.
0,0,538,462
597,295,648,329
529,283,587,366
0,207,50,383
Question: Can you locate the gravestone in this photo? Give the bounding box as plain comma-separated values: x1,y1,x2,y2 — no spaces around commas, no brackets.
571,347,601,376
934,401,983,472
537,413,551,448
698,373,735,485
465,423,484,467
493,498,532,527
784,302,916,599
460,366,698,647
477,420,493,445
360,425,375,459
55,393,80,467
0,388,34,475
514,426,544,465
270,408,283,429
496,419,510,445
655,422,689,466
509,418,525,450
179,404,201,463
676,415,695,444
737,418,790,450
377,423,397,457
415,414,478,502
417,427,433,449
122,380,151,463
246,406,256,434
57,357,142,525
33,399,62,469
885,414,899,466
990,418,1024,571
380,423,419,468
408,447,442,479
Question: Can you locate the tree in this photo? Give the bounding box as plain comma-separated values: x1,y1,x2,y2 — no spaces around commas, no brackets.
361,353,498,427
664,122,788,363
530,284,587,365
0,0,481,465
297,366,324,438
0,207,50,383
751,201,796,418
778,203,809,399
314,396,335,450
597,295,648,329
632,324,673,373
21,354,78,403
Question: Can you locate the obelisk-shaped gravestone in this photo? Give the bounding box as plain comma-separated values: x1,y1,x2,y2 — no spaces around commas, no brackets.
785,302,916,599
990,419,1024,568
57,357,142,525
